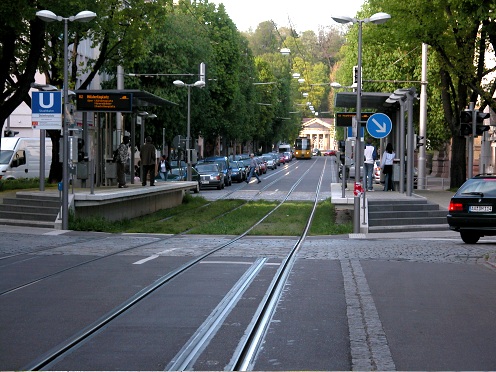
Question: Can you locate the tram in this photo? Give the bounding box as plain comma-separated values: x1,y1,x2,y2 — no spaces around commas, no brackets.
293,137,312,159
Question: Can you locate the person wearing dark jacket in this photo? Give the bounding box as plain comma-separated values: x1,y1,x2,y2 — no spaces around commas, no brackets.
140,136,157,186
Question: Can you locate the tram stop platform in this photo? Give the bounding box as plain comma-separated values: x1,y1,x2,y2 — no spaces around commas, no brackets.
0,181,197,230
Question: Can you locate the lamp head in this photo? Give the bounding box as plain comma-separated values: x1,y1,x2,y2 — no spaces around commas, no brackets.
74,10,97,22
173,80,185,87
36,10,59,22
193,80,205,88
331,15,354,24
369,12,391,24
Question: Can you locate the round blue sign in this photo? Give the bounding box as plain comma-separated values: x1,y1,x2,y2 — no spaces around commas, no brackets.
366,113,392,139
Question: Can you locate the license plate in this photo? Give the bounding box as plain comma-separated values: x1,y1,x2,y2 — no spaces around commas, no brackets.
469,205,492,212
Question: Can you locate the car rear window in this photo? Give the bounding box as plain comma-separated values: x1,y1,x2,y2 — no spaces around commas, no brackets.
458,178,496,197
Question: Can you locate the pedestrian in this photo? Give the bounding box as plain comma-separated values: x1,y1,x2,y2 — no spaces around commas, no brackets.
158,154,172,181
116,136,130,188
245,153,261,184
140,136,157,186
381,142,395,191
363,138,376,191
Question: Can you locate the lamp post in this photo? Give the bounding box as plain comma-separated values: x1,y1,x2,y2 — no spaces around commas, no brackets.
36,9,96,230
173,80,205,181
332,12,391,234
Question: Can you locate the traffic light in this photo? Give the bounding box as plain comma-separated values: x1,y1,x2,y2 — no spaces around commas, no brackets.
416,135,424,148
459,110,490,137
352,65,362,88
338,140,345,164
77,138,85,162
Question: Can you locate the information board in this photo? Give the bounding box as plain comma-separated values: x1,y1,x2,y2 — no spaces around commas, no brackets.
335,112,373,127
76,93,133,112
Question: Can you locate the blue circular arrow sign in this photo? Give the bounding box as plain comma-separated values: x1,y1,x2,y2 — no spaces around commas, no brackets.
366,113,392,139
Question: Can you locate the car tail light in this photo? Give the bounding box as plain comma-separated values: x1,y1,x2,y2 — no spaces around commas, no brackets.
449,201,464,212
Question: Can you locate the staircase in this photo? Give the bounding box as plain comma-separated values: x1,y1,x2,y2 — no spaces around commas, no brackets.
368,199,448,233
0,192,60,228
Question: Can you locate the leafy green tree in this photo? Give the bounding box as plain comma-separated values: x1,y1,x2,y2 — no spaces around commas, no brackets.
365,0,496,187
0,0,170,182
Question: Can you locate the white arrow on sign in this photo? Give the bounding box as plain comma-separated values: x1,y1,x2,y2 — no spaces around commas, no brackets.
372,117,387,133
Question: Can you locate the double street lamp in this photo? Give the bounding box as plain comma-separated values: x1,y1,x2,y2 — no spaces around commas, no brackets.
36,9,96,230
331,12,391,233
173,80,205,181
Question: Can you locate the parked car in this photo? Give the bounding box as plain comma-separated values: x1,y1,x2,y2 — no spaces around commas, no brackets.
256,157,267,174
229,160,246,182
204,156,232,186
323,149,336,156
262,154,277,170
447,174,496,243
312,148,321,156
195,163,225,190
278,153,287,164
283,151,292,163
374,160,382,184
165,167,200,193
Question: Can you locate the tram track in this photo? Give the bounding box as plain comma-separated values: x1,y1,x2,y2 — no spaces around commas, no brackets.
0,160,307,297
21,157,327,371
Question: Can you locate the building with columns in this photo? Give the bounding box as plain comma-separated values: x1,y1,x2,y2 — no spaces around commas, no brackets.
299,117,337,150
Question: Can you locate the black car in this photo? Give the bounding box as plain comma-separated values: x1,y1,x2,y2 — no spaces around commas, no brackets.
447,174,496,243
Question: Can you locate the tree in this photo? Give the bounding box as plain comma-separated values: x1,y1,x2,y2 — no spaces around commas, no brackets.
365,0,496,187
1,0,170,182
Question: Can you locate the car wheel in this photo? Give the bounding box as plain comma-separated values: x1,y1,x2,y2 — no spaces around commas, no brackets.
460,231,480,244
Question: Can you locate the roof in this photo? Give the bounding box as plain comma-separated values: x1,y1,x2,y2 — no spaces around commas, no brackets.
335,91,392,110
75,89,177,108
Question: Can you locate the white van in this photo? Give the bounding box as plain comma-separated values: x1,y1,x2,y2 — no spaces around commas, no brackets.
0,137,52,180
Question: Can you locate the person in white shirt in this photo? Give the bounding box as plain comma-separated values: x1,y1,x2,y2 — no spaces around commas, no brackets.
363,138,376,191
380,143,396,191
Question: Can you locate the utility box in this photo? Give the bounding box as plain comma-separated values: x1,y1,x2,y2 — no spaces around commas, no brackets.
77,162,88,180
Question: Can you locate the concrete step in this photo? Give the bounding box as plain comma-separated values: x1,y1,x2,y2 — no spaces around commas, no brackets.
369,216,447,227
0,218,55,229
0,209,58,222
368,224,450,233
2,196,59,208
367,198,447,232
369,210,447,220
0,192,59,228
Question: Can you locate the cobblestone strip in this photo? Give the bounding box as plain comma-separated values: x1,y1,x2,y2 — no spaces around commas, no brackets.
341,259,396,371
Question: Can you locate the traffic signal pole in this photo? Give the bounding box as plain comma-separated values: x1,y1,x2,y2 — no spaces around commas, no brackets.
468,102,475,179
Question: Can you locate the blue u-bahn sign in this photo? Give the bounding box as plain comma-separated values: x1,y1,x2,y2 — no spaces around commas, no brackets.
32,91,62,130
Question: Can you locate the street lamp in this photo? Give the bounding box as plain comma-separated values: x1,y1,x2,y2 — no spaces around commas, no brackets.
173,79,205,181
36,9,96,230
332,12,391,234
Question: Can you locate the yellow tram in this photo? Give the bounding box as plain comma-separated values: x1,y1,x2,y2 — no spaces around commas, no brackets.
294,137,312,159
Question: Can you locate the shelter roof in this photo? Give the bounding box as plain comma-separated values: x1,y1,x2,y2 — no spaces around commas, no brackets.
335,92,392,111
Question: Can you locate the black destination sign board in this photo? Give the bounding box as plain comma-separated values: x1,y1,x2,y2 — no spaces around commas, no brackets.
335,112,374,127
77,93,133,112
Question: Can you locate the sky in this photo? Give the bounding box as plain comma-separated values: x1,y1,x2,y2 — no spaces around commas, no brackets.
209,0,365,34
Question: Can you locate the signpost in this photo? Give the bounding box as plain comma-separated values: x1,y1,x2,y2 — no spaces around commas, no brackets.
366,113,392,139
31,91,62,130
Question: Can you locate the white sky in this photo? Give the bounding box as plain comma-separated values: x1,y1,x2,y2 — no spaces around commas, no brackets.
210,0,365,33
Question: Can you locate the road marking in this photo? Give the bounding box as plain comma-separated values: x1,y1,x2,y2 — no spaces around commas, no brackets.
341,259,396,371
133,255,159,264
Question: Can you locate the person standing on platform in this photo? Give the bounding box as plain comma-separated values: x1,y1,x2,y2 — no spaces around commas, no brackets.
363,138,376,191
158,154,172,181
140,136,157,186
116,136,130,188
381,142,395,191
